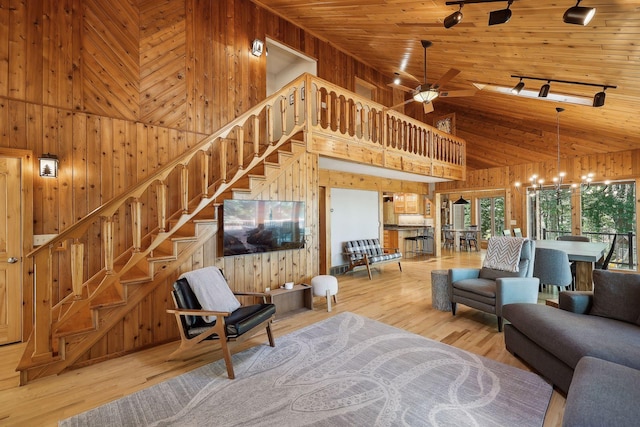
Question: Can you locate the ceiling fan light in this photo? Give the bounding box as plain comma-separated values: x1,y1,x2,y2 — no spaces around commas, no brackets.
511,80,525,94
488,8,512,26
413,87,439,103
593,90,606,107
538,82,551,97
563,4,596,25
444,10,463,29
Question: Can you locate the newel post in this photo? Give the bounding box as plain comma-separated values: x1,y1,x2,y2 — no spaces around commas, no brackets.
70,241,84,299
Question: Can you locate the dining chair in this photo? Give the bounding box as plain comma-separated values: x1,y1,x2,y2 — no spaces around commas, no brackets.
513,228,523,237
533,247,574,292
460,225,479,251
503,229,512,236
595,234,617,270
443,229,455,250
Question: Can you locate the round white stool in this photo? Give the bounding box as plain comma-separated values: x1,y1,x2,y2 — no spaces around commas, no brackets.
311,275,339,312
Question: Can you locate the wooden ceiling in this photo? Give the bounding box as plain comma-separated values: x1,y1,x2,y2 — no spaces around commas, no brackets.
252,0,640,171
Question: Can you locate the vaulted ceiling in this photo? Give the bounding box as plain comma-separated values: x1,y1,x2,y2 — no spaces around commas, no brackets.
252,0,640,171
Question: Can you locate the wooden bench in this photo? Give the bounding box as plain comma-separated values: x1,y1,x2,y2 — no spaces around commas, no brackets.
344,238,402,280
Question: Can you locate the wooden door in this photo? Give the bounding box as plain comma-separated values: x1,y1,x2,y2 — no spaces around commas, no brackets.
0,156,22,344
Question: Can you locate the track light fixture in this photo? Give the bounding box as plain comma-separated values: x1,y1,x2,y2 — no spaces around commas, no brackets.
563,0,596,25
393,73,401,85
511,78,524,94
444,5,463,29
593,87,606,107
488,1,513,26
511,75,616,107
538,81,551,98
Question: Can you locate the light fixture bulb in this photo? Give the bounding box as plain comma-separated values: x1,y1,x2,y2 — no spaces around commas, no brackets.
393,73,401,85
511,79,525,94
538,82,551,97
444,8,463,29
488,5,512,26
563,1,596,25
593,89,606,107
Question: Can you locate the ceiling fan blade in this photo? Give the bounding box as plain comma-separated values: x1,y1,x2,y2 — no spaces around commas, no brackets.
387,82,417,93
423,102,434,114
388,99,414,110
431,68,461,90
438,89,477,98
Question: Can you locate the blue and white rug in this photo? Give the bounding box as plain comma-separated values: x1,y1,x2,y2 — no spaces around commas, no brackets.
60,312,552,426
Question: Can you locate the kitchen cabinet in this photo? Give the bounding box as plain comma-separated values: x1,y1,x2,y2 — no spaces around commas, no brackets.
394,193,419,214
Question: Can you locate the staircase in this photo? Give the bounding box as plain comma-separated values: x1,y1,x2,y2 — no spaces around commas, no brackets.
17,74,466,384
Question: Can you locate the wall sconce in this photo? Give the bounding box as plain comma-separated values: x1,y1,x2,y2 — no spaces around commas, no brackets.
251,39,264,57
39,153,58,178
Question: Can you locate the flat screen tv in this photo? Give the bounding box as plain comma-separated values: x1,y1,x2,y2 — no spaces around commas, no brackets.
223,200,305,256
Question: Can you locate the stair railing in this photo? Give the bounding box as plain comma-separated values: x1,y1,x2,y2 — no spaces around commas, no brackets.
21,73,466,370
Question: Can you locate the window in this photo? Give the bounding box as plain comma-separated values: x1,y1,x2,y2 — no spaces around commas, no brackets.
582,181,636,270
479,197,505,240
528,187,572,240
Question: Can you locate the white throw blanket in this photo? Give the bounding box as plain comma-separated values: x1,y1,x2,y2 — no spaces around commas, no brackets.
180,267,241,322
483,237,527,273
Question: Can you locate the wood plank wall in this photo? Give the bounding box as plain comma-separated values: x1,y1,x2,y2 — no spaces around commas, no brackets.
436,149,640,233
0,0,396,361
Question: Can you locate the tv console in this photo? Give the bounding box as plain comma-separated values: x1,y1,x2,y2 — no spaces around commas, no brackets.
267,284,313,319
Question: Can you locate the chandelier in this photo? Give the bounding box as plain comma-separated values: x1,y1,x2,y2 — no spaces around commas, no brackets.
514,107,601,193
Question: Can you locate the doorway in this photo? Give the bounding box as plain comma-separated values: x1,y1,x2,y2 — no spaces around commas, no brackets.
0,150,31,345
266,38,317,96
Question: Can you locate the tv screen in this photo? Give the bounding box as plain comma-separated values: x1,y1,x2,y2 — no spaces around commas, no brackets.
223,200,305,256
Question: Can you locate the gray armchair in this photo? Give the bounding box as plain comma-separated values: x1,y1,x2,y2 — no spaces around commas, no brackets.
448,239,539,331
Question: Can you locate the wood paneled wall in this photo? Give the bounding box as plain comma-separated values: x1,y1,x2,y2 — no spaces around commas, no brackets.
1,0,393,358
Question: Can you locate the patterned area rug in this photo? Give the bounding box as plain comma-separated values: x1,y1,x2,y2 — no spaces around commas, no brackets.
60,312,552,426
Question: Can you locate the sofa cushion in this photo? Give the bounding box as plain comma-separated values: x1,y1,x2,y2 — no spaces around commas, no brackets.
503,303,640,371
590,270,640,325
479,260,529,279
564,357,640,427
452,278,496,298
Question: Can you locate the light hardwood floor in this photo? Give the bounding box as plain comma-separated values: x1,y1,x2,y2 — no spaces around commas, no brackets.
0,250,566,426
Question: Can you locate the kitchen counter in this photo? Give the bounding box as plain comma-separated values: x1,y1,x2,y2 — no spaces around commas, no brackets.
383,225,427,230
384,226,434,256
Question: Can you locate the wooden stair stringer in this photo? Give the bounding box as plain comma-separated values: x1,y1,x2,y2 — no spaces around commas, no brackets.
229,140,308,199
20,222,218,381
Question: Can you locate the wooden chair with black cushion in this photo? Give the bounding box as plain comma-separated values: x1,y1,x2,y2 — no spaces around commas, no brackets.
166,267,275,379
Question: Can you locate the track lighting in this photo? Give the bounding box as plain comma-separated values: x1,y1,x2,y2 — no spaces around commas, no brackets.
511,75,616,107
538,81,551,98
563,0,596,25
393,73,401,85
444,5,463,29
593,88,606,107
488,1,513,26
511,78,524,94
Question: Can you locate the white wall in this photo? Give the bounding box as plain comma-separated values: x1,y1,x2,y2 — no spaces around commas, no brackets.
266,38,317,96
330,188,380,267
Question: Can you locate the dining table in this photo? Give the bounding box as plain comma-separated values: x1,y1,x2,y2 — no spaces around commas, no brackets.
534,239,608,291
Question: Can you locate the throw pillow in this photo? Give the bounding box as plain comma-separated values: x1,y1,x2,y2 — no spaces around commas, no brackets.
590,270,640,325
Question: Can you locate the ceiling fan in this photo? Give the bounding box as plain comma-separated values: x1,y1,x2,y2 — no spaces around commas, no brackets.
389,40,475,114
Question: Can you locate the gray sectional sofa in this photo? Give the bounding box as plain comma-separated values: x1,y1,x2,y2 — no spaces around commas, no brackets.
502,269,640,426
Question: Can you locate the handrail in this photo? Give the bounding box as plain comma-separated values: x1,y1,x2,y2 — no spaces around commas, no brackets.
21,73,466,373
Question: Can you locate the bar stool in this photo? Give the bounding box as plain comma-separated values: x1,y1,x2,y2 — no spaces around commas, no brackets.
404,233,420,257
